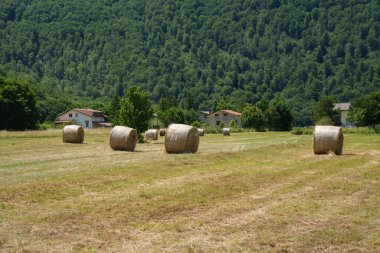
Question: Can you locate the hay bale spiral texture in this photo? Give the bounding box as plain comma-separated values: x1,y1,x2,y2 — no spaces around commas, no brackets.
223,128,231,136
145,129,159,140
109,126,137,151
63,125,84,143
165,124,199,153
313,125,344,155
159,129,166,136
198,128,205,136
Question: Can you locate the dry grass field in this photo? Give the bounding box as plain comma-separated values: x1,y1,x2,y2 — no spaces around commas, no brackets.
0,129,379,252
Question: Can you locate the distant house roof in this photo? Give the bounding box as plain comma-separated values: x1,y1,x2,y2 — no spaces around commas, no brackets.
200,111,211,115
210,109,241,116
333,103,351,111
75,108,104,117
56,108,104,119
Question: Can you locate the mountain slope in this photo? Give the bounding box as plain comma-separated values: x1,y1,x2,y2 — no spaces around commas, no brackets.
0,0,379,125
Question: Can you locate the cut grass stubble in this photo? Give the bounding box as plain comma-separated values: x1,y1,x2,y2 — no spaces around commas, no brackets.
0,129,379,252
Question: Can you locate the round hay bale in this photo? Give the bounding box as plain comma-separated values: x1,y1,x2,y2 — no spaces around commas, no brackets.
165,124,199,154
109,126,137,151
145,129,159,140
63,125,84,143
197,128,205,136
159,129,166,136
313,125,343,155
223,128,231,136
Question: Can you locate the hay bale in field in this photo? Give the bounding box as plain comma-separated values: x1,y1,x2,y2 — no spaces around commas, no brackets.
313,125,343,155
63,125,84,143
197,128,205,136
165,124,199,153
159,129,166,136
109,126,137,151
223,128,231,136
145,129,159,140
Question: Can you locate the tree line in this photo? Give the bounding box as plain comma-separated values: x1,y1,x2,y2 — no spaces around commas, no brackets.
0,0,379,126
1,77,379,132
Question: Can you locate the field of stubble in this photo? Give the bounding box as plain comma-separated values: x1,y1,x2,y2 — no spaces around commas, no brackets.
0,129,379,252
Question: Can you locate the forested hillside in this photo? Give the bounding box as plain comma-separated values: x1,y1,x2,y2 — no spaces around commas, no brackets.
0,0,379,125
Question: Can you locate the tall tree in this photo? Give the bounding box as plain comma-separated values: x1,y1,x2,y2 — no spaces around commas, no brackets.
267,99,293,131
118,87,153,138
0,77,39,130
241,104,265,131
314,96,341,125
351,92,380,131
107,95,121,125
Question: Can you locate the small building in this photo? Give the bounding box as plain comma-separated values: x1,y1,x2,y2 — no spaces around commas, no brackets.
199,111,211,123
333,102,352,127
207,109,242,127
55,108,111,129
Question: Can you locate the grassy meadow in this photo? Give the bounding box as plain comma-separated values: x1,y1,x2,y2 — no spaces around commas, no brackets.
0,129,379,252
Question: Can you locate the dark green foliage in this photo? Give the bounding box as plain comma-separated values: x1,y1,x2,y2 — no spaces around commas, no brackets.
241,104,265,131
291,127,303,135
37,97,72,122
351,92,380,129
316,116,335,126
347,107,366,129
118,87,153,136
158,107,185,127
0,77,39,130
267,99,293,131
0,0,379,126
191,121,202,128
314,96,341,125
107,95,121,124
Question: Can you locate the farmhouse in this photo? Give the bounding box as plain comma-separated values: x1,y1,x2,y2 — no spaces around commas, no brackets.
199,111,211,123
207,109,242,127
333,102,352,127
55,108,111,129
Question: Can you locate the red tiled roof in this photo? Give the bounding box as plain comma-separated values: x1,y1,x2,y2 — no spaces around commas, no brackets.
222,109,241,116
74,108,103,117
210,109,241,116
333,103,351,111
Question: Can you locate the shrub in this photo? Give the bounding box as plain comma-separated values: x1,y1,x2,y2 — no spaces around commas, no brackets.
316,116,334,126
191,121,202,128
291,128,303,135
229,120,238,128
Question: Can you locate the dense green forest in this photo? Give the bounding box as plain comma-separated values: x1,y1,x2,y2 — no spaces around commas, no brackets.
0,0,379,126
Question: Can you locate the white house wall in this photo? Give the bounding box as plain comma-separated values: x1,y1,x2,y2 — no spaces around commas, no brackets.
58,110,93,128
207,111,242,127
340,110,353,127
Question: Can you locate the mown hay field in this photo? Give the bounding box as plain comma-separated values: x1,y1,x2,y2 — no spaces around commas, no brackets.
0,129,379,252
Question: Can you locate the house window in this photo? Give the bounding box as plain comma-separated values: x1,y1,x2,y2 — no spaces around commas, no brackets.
216,120,220,126
85,121,89,128
69,113,72,118
75,113,78,117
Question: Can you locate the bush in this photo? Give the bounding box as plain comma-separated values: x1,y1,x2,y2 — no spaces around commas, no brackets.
37,122,54,130
316,116,334,126
291,128,303,135
229,120,238,128
291,127,313,135
191,121,202,128
342,126,380,135
204,126,221,134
